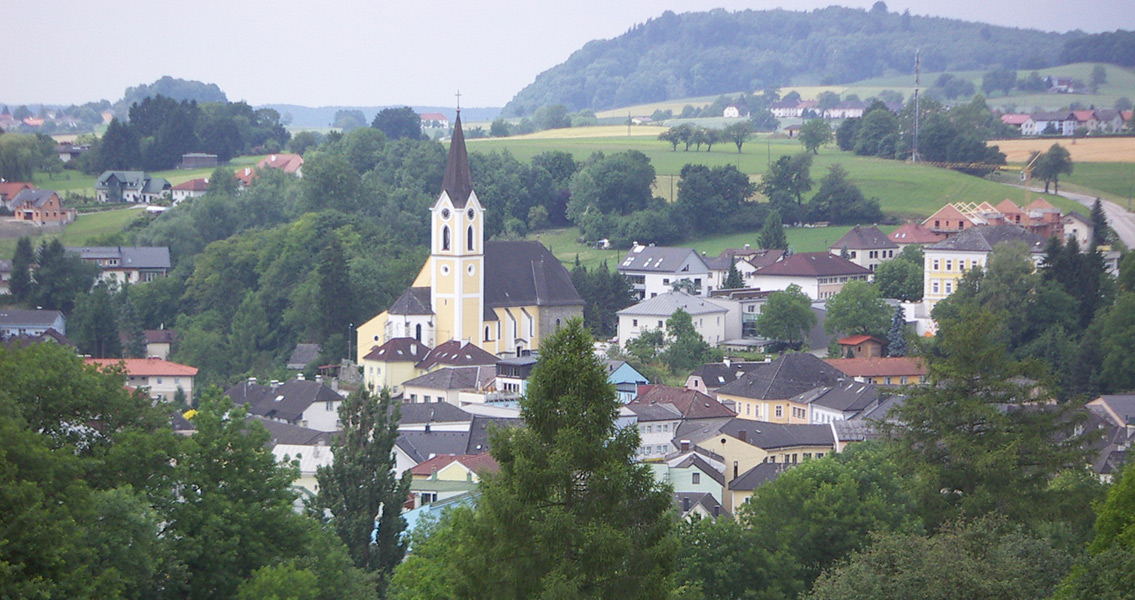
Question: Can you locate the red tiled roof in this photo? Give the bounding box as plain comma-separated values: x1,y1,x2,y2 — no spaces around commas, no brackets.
888,222,946,245
257,154,304,174
825,357,927,378
629,385,736,419
837,335,884,346
0,182,34,202
419,113,448,121
410,453,499,477
172,178,209,191
85,357,198,377
1000,114,1030,126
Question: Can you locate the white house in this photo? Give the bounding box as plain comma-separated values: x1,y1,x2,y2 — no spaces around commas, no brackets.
829,226,899,272
618,244,711,299
67,246,171,285
1022,111,1076,136
0,308,66,338
85,357,198,402
224,378,345,432
750,252,872,300
617,291,733,347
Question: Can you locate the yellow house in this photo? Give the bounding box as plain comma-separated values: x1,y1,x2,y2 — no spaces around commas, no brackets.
824,357,928,386
358,112,582,362
360,337,430,395
922,225,1046,312
408,453,499,507
715,353,847,424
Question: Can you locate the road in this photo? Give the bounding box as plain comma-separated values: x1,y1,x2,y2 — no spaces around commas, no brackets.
1012,185,1135,248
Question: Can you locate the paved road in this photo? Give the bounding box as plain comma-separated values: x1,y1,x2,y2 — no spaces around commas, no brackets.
1012,184,1135,248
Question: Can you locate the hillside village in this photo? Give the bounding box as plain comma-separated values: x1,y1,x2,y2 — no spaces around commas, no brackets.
5,4,1135,599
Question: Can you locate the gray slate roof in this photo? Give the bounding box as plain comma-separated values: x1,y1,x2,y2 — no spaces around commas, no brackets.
394,402,473,425
0,308,64,327
754,252,872,277
728,462,793,491
617,291,728,317
96,171,148,189
226,380,343,423
363,337,431,364
792,381,881,414
402,365,496,391
926,225,1046,254
484,241,583,308
466,415,522,455
248,415,333,446
689,360,766,390
716,353,847,401
618,245,708,274
389,287,433,316
67,246,171,270
286,343,321,370
718,419,835,450
830,226,898,251
10,188,58,208
416,340,498,371
396,430,471,463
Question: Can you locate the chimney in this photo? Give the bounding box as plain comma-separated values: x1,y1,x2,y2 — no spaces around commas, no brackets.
297,373,305,381
270,380,280,389
733,461,738,479
424,422,431,433
723,356,731,368
744,243,750,250
315,375,323,384
680,440,690,452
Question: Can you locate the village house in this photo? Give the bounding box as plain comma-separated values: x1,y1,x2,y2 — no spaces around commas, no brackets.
652,449,728,513
749,251,872,300
825,356,927,385
836,334,885,358
234,153,306,187
922,224,1046,311
617,291,734,348
0,308,66,338
225,376,344,432
95,171,171,203
142,329,177,360
788,380,883,424
685,357,767,395
715,353,847,424
0,182,35,206
401,365,497,405
618,244,712,299
357,113,582,360
6,188,75,225
170,178,209,203
361,337,432,395
722,104,747,118
85,357,197,401
419,112,450,129
606,360,650,403
67,246,171,284
1022,111,1077,136
628,384,736,459
887,221,946,249
409,453,499,508
258,417,335,498
829,226,898,272
702,245,785,290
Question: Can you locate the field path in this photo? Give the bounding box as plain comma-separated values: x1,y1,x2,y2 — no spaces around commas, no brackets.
1013,184,1135,247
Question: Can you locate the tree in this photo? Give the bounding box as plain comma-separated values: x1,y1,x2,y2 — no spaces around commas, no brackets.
91,117,141,172
722,121,752,153
566,150,656,220
1090,64,1108,93
1090,198,1109,249
886,304,908,356
70,283,123,358
441,319,675,598
372,106,421,140
316,235,354,353
658,128,681,151
981,67,1018,96
758,153,813,205
9,235,34,302
723,257,745,289
314,387,411,597
798,118,832,154
806,164,883,225
810,517,1072,600
0,133,45,181
755,284,816,346
852,109,899,157
674,163,755,235
759,209,788,250
673,517,790,600
490,118,511,137
885,304,1090,530
333,109,367,132
208,165,240,196
740,443,923,592
824,280,891,338
29,239,100,314
873,247,922,301
1096,292,1135,392
663,308,719,374
1032,143,1073,193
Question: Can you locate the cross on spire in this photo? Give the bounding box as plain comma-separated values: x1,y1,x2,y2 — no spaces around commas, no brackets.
455,90,461,113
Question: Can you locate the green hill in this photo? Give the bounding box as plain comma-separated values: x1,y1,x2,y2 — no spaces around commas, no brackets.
503,6,1077,116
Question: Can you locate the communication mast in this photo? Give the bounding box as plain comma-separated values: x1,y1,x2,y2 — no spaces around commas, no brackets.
912,49,920,163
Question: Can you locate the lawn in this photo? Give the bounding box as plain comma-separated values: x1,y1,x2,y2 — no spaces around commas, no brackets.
531,224,898,271
33,155,268,198
0,207,144,258
468,132,1084,217
1062,163,1135,204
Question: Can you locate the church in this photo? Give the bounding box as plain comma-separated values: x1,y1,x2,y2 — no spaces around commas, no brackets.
355,112,583,365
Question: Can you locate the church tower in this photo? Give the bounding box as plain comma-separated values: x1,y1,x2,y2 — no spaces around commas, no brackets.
429,111,485,345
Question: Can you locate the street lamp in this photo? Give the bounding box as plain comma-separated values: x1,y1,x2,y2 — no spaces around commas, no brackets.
348,322,354,364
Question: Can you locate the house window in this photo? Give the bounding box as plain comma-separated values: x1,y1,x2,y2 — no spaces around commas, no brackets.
945,259,952,271
410,394,417,402
775,405,783,418
420,492,437,505
157,378,163,385
804,452,812,460
934,220,940,228
658,320,663,328
900,376,908,384
645,425,652,434
663,279,669,285
768,455,776,463
658,445,667,454
932,259,940,270
945,281,953,294
932,281,940,294
632,319,638,327
850,251,857,258
424,395,431,403
792,453,798,463
816,452,824,458
326,402,335,411
692,473,701,484
662,424,669,432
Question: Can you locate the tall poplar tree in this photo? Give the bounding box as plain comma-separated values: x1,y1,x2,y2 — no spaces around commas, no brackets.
759,209,788,250
9,235,34,302
314,387,410,597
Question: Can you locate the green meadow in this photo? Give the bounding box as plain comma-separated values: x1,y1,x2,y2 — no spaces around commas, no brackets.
34,155,266,198
0,207,145,257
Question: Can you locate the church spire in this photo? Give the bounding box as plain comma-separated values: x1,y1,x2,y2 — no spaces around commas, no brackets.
442,110,473,207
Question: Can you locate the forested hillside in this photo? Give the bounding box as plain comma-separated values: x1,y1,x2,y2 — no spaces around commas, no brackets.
503,5,1077,116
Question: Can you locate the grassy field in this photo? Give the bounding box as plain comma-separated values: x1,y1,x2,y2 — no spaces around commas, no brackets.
532,224,900,270
469,133,1084,218
0,207,144,258
1063,163,1135,202
33,155,267,197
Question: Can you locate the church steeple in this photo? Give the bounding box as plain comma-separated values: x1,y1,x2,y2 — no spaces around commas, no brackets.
442,111,473,207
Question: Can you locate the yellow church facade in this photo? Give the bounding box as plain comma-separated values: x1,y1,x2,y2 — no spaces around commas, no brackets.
357,112,582,365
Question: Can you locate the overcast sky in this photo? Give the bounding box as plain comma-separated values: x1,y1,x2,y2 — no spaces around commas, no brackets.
7,0,1134,108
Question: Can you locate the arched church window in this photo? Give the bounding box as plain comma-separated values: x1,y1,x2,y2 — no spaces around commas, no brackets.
467,226,474,251
442,226,450,251
415,324,422,342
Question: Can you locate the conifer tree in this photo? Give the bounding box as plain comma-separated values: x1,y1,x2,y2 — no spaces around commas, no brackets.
759,209,788,250
1090,198,1109,250
9,235,34,303
451,319,675,598
723,256,745,289
314,387,410,597
886,304,907,357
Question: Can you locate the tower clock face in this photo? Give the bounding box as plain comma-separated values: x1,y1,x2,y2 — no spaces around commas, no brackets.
467,208,475,220
441,208,451,219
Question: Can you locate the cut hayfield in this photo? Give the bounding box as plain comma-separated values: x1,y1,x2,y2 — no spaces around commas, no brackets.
992,138,1135,164
474,125,669,141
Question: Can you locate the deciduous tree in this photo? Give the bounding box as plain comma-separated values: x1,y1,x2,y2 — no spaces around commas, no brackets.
755,284,815,346
824,280,891,338
759,209,788,250
798,118,832,154
1033,143,1073,194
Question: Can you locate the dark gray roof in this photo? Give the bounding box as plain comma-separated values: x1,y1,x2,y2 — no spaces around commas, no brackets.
716,353,847,401
484,241,583,308
286,343,321,370
441,113,474,208
416,340,498,371
718,420,835,450
402,365,496,391
754,252,872,277
1031,111,1075,121
96,170,148,189
363,337,431,363
142,178,171,194
856,393,906,422
674,416,735,446
466,415,522,455
394,402,473,425
728,462,793,491
674,491,729,518
67,246,171,270
225,380,343,423
794,381,881,414
1092,394,1135,426
926,225,1046,254
10,188,58,208
689,360,766,389
617,291,728,317
248,415,333,446
830,226,898,251
627,402,684,422
389,287,433,316
396,430,471,463
673,454,725,486
0,308,63,327
617,245,708,274
831,419,875,444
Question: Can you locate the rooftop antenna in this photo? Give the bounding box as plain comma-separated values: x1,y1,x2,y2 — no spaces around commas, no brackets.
912,49,920,163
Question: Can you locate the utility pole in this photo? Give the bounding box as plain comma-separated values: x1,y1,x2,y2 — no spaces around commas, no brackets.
912,49,921,163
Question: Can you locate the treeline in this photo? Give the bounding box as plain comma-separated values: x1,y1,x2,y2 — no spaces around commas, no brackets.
503,4,1072,115
81,95,290,173
1061,30,1135,68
